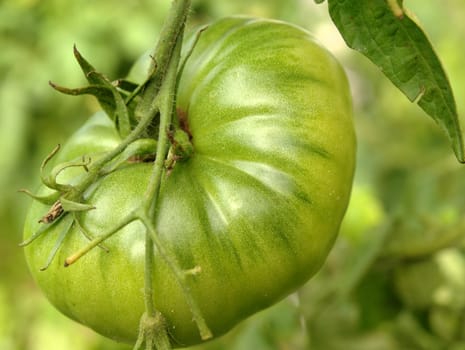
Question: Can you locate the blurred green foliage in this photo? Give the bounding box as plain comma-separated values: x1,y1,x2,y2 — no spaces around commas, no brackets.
1,0,465,349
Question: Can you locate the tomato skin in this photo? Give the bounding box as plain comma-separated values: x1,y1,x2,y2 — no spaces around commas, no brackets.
24,17,355,347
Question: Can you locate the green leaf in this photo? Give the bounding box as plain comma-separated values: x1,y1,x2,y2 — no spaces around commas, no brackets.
327,0,465,162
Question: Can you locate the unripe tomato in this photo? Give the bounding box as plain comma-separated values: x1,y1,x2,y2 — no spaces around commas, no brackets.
24,17,355,347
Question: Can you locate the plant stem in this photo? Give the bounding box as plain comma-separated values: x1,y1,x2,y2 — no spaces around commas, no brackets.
136,0,192,121
144,38,182,210
144,231,156,316
135,1,200,349
143,217,212,341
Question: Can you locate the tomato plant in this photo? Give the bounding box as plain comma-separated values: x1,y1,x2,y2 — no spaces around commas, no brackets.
20,0,464,348
23,16,355,348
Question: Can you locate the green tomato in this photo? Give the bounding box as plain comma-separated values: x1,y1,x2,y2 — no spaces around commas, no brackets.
23,17,355,347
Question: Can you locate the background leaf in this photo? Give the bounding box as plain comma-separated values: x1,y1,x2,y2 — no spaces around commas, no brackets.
327,0,465,162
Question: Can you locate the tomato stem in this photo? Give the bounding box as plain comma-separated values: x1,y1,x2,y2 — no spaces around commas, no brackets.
140,29,182,340
142,36,182,210
134,0,191,123
144,231,156,316
141,216,213,341
134,0,211,348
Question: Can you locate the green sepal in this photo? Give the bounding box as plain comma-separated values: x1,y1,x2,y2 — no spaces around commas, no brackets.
39,145,71,192
88,71,131,138
40,215,74,271
40,144,60,171
49,81,115,114
18,189,60,205
73,46,131,137
73,45,106,85
71,46,117,117
42,156,91,192
41,174,71,192
19,214,64,247
60,197,96,212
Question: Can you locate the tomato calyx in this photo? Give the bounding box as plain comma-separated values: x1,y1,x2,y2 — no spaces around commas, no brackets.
19,144,94,227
